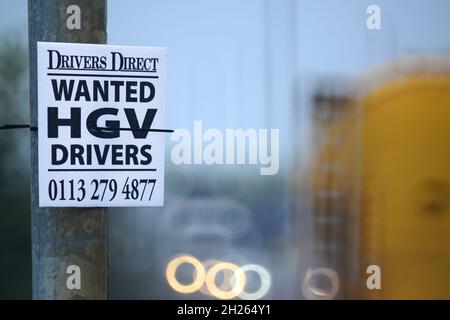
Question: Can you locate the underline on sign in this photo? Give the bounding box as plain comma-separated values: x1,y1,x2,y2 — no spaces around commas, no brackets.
47,72,159,79
49,68,157,74
48,168,157,172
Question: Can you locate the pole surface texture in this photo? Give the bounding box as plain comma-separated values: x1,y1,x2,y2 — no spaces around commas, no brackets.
28,0,108,300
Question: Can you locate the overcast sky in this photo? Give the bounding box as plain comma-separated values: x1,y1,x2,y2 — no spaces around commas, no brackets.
1,0,450,166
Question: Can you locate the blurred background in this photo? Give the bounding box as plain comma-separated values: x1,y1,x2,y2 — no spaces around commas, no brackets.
1,0,450,299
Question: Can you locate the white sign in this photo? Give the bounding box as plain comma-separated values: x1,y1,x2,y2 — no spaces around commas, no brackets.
37,42,167,207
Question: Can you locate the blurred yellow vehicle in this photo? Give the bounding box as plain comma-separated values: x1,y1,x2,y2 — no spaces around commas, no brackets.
309,56,450,299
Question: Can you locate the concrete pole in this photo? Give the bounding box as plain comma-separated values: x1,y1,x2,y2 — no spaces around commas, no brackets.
28,0,108,300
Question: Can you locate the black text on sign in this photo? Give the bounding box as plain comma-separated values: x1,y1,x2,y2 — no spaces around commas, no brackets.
37,42,167,207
